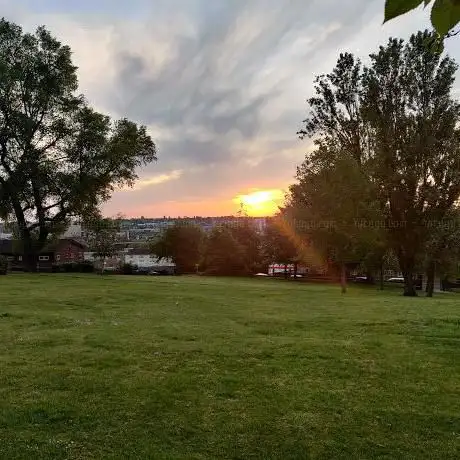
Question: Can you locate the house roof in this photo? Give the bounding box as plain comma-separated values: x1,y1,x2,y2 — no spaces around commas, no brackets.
0,238,87,254
44,238,87,251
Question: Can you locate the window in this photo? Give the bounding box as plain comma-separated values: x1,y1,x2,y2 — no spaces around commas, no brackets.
56,254,61,262
38,256,49,261
18,256,22,261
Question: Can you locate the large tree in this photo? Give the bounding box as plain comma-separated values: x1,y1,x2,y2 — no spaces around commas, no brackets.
299,31,460,296
0,19,156,270
287,153,383,293
150,223,204,274
262,216,299,278
227,219,264,274
423,207,460,296
200,226,248,276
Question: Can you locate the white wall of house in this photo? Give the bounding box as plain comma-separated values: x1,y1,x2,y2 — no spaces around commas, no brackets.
124,254,175,268
83,252,96,262
83,252,122,267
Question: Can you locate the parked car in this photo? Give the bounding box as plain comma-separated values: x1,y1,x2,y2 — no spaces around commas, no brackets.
387,277,405,283
353,276,371,283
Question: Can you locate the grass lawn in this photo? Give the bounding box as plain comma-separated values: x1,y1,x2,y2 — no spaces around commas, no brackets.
0,274,459,459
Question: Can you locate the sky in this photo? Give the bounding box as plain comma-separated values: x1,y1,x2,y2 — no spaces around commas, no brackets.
1,0,459,218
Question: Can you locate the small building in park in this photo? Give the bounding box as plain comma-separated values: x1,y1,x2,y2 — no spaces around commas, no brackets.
0,238,87,271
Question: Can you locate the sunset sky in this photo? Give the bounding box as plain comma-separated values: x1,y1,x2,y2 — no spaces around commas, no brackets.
2,0,460,217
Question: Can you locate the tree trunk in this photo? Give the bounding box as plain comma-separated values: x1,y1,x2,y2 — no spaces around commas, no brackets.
398,251,418,297
441,276,449,292
284,264,288,279
23,252,37,272
402,272,417,296
294,262,298,279
100,256,106,275
340,263,347,294
21,237,37,272
426,260,435,298
379,263,384,291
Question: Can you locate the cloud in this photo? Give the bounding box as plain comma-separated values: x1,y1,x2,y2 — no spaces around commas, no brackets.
2,0,460,217
126,170,183,191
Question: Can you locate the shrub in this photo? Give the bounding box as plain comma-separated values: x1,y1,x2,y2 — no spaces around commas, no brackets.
58,261,94,273
51,263,62,273
0,256,8,275
78,261,95,273
120,263,135,275
61,262,78,273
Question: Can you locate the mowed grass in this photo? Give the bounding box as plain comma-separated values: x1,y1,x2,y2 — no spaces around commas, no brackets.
0,275,459,459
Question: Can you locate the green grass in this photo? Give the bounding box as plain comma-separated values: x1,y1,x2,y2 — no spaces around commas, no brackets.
0,274,459,459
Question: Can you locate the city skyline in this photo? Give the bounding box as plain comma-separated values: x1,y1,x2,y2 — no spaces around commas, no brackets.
2,1,460,217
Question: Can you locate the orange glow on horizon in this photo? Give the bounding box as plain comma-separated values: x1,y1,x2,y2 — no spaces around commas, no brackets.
234,189,284,217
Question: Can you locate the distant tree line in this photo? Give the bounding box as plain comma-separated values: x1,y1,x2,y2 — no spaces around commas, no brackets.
150,218,299,277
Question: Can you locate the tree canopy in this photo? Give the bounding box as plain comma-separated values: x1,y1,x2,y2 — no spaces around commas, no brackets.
297,30,460,296
150,223,204,274
0,19,156,269
287,153,383,292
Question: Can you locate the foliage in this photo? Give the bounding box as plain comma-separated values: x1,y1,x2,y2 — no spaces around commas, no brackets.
0,19,156,268
422,207,460,294
201,226,249,275
298,31,460,295
150,223,204,274
0,254,7,274
120,262,136,275
384,0,460,39
54,261,95,273
287,152,384,292
226,219,265,273
84,213,121,272
262,216,298,265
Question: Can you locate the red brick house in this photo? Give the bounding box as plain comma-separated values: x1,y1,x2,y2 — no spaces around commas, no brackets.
0,238,87,271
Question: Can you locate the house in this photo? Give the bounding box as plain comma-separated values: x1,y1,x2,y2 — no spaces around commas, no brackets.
0,238,87,271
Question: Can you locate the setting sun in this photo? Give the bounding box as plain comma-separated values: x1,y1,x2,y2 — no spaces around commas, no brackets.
234,189,284,216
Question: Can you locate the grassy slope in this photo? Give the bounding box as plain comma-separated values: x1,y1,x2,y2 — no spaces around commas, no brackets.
0,274,459,459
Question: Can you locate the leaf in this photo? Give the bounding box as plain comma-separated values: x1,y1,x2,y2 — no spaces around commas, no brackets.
384,0,425,22
431,0,460,35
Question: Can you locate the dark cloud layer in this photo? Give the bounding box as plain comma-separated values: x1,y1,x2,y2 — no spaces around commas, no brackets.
112,0,375,173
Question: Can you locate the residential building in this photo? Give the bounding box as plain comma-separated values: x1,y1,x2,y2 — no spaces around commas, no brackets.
0,238,87,271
